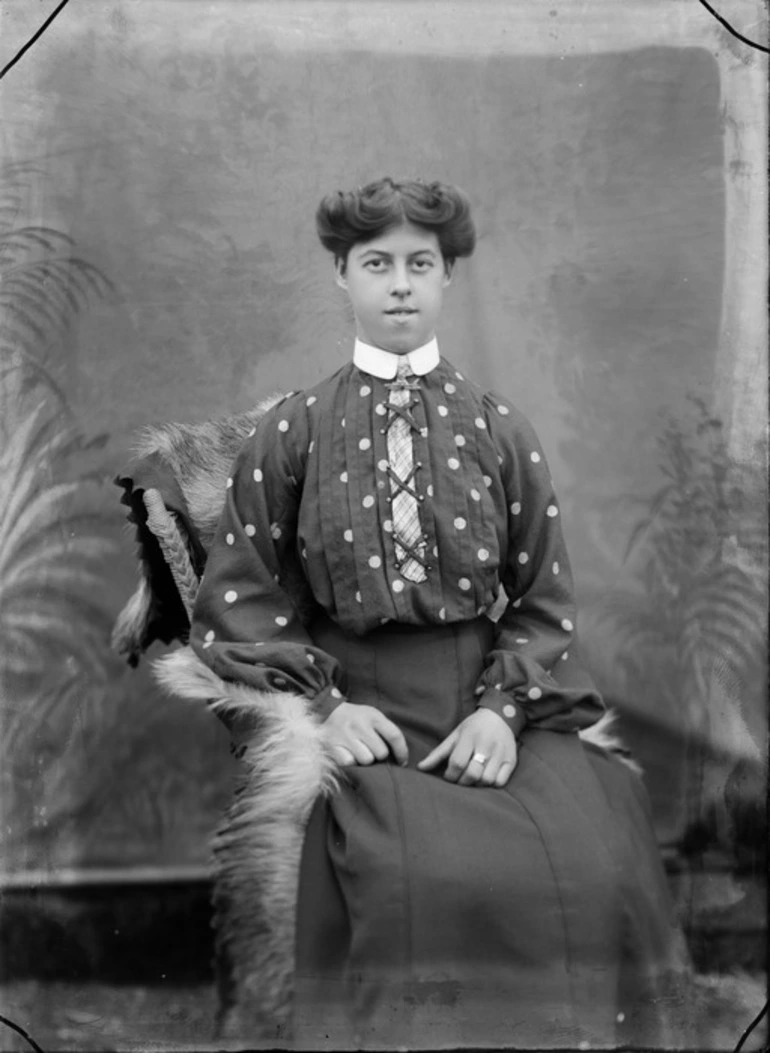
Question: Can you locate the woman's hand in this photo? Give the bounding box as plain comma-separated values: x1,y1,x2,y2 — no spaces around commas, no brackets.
324,701,409,768
417,708,518,787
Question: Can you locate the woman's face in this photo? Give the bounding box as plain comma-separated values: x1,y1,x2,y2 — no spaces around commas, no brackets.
334,222,453,354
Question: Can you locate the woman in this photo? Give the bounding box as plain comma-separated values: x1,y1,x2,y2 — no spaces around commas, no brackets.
188,178,684,1048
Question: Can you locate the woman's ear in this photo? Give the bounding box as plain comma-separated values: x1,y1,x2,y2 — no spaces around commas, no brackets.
334,257,348,290
442,259,455,287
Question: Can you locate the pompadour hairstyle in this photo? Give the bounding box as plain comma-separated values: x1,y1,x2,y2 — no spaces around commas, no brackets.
315,177,476,263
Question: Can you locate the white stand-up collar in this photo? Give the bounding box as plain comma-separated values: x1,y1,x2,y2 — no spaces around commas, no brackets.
353,337,440,380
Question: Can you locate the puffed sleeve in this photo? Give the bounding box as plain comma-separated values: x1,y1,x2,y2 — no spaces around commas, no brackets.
189,397,346,721
475,395,605,735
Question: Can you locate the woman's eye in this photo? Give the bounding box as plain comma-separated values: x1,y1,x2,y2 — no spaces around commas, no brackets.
411,259,432,272
364,259,386,272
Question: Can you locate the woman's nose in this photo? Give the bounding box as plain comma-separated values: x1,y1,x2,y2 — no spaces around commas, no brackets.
389,263,412,295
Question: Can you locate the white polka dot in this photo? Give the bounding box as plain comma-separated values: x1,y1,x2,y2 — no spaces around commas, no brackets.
253,468,263,482
530,451,541,463
226,533,235,546
474,417,486,429
470,488,481,501
561,651,569,661
275,615,288,627
512,598,522,608
444,382,456,394
224,590,238,603
248,427,256,437
552,561,560,575
359,437,371,451
271,524,282,539
306,395,317,406
510,501,521,515
616,1012,625,1024
278,420,289,433
301,548,308,559
360,384,371,397
432,545,439,557
202,640,213,649
518,552,529,565
503,704,517,719
483,475,492,487
331,687,342,699
307,653,315,663
204,630,215,643
546,504,559,518
340,471,348,483
438,607,446,620
341,417,346,428
368,555,381,569
437,405,449,417
308,440,315,454
226,477,233,489
454,517,467,530
516,637,529,644
477,605,486,616
494,682,503,691
420,426,429,438
561,618,574,632
344,529,354,542
375,403,387,416
497,404,510,416
455,371,464,380
426,484,434,497
497,454,504,465
448,457,460,470
454,434,466,447
378,459,389,472
245,524,256,537
383,519,393,533
477,548,489,561
362,495,375,509
392,579,405,593
355,591,362,603
528,686,543,700
458,577,471,591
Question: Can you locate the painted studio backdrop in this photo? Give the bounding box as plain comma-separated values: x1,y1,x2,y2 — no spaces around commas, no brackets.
0,1,766,890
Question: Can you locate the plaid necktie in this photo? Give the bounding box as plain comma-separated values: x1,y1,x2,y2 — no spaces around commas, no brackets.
385,357,427,583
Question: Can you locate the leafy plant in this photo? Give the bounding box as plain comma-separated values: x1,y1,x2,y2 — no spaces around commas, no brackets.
597,396,767,851
0,161,114,413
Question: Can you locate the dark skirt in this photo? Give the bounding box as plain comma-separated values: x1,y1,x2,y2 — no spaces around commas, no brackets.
293,616,685,1050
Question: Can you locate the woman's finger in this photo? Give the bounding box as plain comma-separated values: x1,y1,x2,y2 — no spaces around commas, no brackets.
443,738,476,783
332,745,357,767
494,758,516,788
351,740,377,766
456,745,495,786
477,757,501,787
417,730,458,771
372,714,409,766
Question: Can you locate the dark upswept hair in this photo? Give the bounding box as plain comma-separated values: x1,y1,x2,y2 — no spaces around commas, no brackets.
316,177,476,263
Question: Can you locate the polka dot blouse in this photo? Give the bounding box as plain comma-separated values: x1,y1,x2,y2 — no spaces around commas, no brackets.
190,355,600,736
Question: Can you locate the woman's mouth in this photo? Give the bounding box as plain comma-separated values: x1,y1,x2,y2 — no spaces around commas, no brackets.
386,307,417,317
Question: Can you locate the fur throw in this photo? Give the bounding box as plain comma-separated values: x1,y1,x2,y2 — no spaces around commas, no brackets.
155,646,340,1038
112,396,284,663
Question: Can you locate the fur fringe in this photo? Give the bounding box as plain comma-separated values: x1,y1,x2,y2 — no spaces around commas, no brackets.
154,647,340,1038
579,710,642,775
110,575,153,667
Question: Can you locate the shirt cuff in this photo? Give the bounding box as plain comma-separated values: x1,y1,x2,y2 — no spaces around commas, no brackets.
313,682,346,720
476,686,527,738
